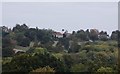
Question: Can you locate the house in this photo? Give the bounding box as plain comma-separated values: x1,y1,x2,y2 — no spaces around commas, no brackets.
53,31,71,38
63,31,71,38
66,33,71,37
53,32,63,38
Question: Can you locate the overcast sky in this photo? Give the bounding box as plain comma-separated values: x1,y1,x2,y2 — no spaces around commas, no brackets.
2,2,118,35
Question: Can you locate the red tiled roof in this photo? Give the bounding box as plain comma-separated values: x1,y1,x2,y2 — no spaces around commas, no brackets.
53,32,63,35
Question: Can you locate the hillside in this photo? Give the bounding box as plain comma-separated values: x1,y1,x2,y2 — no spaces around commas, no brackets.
1,24,119,73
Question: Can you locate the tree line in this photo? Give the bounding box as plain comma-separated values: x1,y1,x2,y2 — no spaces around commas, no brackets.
1,24,119,57
1,24,119,73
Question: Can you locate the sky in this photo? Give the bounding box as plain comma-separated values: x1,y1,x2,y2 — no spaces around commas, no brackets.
2,2,118,35
1,0,119,2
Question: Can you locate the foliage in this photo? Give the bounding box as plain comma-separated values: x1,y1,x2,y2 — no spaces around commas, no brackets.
52,53,63,60
2,54,33,72
12,24,28,33
70,63,87,72
33,47,47,54
59,38,69,50
62,54,74,71
13,32,30,47
76,30,88,41
68,41,81,53
89,29,99,41
2,47,67,72
97,67,114,72
31,66,55,72
110,30,118,40
2,37,15,57
1,25,119,72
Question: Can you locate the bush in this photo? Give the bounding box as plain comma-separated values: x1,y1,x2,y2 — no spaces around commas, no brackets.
2,48,67,72
19,37,30,47
31,66,55,73
70,63,87,72
34,47,47,54
69,41,81,53
81,45,94,52
2,37,15,57
97,67,114,72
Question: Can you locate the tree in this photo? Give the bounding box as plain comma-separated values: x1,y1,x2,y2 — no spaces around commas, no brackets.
2,31,9,37
13,24,28,33
19,37,30,47
63,54,74,70
99,31,108,41
33,47,47,54
86,29,90,40
70,63,87,72
68,41,81,53
111,30,118,40
3,48,67,72
89,29,99,41
15,33,30,47
2,37,15,57
1,26,9,33
76,30,88,41
97,67,114,72
72,31,76,35
33,51,67,72
31,66,55,73
2,54,35,72
59,38,69,50
36,29,53,44
24,28,37,41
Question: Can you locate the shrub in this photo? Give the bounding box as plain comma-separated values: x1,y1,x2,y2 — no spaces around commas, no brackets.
70,63,87,72
97,67,114,72
31,66,55,73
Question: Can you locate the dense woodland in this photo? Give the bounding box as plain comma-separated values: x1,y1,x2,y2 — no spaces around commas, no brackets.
0,24,120,73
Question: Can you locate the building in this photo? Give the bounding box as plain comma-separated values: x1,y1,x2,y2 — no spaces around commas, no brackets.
53,31,71,38
53,32,63,38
